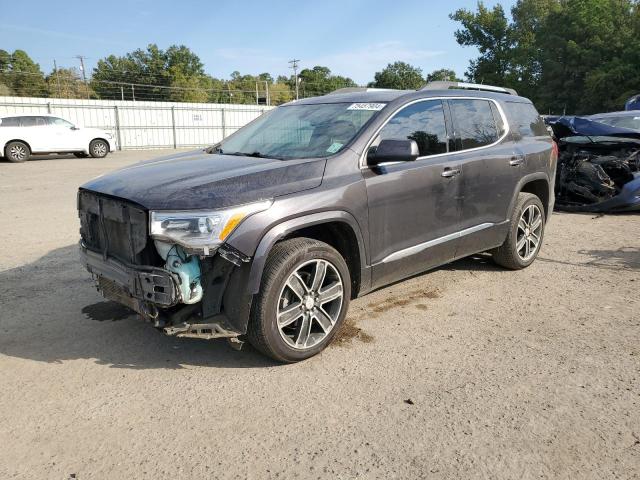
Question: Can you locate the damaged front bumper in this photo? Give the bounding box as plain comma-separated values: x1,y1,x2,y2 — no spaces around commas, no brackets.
79,241,251,340
80,241,180,311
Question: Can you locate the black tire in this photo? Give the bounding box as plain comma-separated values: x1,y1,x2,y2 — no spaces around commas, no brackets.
247,238,351,363
492,192,546,270
491,193,547,270
4,141,30,162
74,152,89,158
89,139,109,158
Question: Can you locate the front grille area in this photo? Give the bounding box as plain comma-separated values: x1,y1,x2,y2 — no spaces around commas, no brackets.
78,190,157,265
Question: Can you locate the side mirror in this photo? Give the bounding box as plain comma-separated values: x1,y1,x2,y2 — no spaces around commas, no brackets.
368,139,419,166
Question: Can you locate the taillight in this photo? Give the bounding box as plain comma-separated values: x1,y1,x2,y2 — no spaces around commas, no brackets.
551,141,559,160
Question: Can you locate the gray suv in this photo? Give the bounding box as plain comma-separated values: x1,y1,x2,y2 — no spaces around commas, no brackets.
78,82,556,362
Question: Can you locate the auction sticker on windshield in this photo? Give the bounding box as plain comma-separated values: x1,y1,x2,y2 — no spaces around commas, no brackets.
347,103,386,111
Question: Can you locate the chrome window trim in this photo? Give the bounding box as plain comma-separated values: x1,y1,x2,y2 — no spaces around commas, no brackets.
360,96,511,169
378,222,495,265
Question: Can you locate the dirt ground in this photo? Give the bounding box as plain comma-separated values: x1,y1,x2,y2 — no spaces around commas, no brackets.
1,150,639,480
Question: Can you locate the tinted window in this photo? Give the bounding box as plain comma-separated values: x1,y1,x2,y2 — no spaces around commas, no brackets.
21,116,49,127
377,100,447,156
505,102,547,137
0,117,20,127
449,99,499,150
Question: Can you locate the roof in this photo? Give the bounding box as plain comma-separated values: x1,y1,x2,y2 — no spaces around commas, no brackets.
588,110,640,118
0,113,60,118
287,88,532,106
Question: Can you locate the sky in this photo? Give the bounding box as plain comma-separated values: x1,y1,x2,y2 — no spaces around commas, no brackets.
0,0,516,84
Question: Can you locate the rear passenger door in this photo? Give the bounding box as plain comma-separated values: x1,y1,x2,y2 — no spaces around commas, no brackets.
445,98,519,258
19,116,52,152
363,99,463,289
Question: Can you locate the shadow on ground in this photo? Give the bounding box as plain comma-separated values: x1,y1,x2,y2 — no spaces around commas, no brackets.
0,244,275,369
0,153,84,163
539,246,640,271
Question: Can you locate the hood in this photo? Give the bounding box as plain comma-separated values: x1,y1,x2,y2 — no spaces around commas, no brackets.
81,150,326,210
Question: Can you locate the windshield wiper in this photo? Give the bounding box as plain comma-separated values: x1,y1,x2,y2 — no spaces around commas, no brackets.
221,151,283,160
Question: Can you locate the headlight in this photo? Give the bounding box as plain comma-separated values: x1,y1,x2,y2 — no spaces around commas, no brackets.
150,200,272,255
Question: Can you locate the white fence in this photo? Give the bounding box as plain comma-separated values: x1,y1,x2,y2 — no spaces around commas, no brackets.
0,96,274,150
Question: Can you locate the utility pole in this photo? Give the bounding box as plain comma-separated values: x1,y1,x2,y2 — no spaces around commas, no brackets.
120,85,124,101
289,59,300,100
265,80,270,106
75,55,90,99
53,59,60,98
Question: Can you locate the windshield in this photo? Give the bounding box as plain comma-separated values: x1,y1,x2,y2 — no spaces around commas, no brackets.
217,102,384,159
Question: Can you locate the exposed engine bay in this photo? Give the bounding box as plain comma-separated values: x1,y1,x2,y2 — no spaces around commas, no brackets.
550,117,640,212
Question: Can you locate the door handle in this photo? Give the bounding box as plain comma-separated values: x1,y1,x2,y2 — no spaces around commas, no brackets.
509,155,525,166
441,167,461,178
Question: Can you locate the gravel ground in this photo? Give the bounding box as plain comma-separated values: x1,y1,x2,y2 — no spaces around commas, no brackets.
0,150,639,480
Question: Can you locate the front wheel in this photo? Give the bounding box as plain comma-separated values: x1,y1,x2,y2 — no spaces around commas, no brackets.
247,238,351,362
492,192,546,270
89,139,109,158
5,141,30,162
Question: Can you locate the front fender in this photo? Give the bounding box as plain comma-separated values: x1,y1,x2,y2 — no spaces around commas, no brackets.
231,211,369,295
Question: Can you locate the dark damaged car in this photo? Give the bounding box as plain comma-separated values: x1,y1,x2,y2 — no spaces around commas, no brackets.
78,83,555,362
550,116,640,212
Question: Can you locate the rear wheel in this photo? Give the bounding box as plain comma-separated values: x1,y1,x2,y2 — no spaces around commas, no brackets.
247,238,351,363
89,139,109,158
5,141,30,162
492,193,545,269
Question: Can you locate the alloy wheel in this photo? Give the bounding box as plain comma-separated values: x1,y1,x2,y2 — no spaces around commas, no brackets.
276,259,344,350
93,142,107,156
516,204,543,261
9,144,27,161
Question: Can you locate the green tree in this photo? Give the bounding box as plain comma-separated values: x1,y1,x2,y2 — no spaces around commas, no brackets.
450,3,512,86
425,68,460,83
369,62,424,89
47,67,93,99
2,50,48,97
450,0,640,114
91,44,207,101
297,66,357,96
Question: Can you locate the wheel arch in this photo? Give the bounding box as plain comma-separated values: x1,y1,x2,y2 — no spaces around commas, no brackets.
508,173,551,220
4,139,32,154
242,211,369,298
90,137,111,152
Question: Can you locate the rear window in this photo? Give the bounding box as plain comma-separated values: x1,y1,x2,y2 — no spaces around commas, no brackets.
506,102,547,137
0,117,20,127
449,99,499,150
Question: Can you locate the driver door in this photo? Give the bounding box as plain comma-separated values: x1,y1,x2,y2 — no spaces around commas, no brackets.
363,99,464,289
48,117,81,151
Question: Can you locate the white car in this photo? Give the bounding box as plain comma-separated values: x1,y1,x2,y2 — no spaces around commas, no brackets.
0,114,116,162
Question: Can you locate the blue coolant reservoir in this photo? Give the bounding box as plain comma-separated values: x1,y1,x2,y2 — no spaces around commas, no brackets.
155,242,203,304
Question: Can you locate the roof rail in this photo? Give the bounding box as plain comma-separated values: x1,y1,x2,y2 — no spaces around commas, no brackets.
325,87,398,95
421,81,518,96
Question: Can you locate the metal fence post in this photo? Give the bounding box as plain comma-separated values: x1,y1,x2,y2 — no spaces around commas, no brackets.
171,106,177,149
221,107,226,139
47,102,51,114
114,105,123,151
